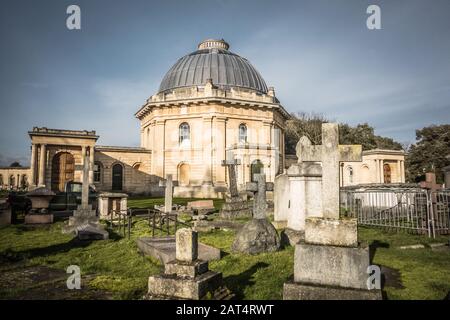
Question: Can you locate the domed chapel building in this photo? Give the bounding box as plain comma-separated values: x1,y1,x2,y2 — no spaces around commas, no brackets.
0,39,405,195
2,39,290,197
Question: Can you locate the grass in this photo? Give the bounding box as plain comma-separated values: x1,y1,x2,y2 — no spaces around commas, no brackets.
0,196,449,300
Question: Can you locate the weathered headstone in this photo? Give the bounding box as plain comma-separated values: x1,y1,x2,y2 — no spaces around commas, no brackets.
219,159,251,219
231,174,280,254
283,123,382,300
246,174,274,219
147,228,225,299
64,152,108,240
444,164,450,189
420,172,442,192
158,174,173,213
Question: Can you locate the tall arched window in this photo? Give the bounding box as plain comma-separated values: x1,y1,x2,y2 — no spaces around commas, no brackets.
112,163,123,191
179,122,190,146
239,124,247,143
0,174,3,186
9,175,15,187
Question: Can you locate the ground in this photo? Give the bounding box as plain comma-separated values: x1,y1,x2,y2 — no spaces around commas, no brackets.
0,196,449,300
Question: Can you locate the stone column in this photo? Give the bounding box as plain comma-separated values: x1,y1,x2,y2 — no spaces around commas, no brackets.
397,160,402,183
379,160,384,183
89,146,94,184
29,143,37,186
154,120,166,179
38,144,46,186
81,146,86,183
400,160,405,183
17,174,20,188
213,116,227,186
202,116,213,185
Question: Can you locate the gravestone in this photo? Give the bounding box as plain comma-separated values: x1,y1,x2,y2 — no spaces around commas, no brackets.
64,152,108,240
98,192,128,218
273,173,289,229
147,228,224,299
231,174,280,254
219,159,251,219
420,172,442,192
283,123,382,300
156,174,174,213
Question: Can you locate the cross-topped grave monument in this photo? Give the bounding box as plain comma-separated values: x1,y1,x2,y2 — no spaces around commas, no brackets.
232,173,280,254
420,172,442,192
296,123,362,219
158,174,173,213
219,159,251,219
246,174,274,219
65,151,108,240
283,123,381,300
147,228,224,299
221,159,240,197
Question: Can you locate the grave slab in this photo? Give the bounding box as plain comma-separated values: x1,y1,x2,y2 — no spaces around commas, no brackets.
137,236,221,264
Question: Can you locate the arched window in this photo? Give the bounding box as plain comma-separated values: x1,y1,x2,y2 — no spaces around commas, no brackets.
112,163,123,191
0,174,3,186
250,160,264,182
179,122,190,146
239,124,247,143
94,161,102,183
348,166,354,183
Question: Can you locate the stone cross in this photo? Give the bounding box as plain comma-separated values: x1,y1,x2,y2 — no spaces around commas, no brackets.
159,174,173,213
221,159,241,197
81,151,90,209
246,173,274,219
420,172,442,192
176,228,198,262
296,123,362,219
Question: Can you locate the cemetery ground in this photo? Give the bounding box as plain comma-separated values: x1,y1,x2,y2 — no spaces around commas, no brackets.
0,196,449,300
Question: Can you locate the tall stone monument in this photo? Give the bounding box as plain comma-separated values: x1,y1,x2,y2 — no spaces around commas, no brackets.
155,174,174,213
147,228,223,299
219,159,251,219
283,123,382,300
64,151,108,240
232,174,280,254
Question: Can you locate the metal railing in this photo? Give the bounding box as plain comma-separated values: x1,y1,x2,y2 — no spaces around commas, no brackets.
340,188,444,237
107,208,191,239
431,190,450,236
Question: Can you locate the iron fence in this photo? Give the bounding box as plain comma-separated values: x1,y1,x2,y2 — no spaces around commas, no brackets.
341,188,450,237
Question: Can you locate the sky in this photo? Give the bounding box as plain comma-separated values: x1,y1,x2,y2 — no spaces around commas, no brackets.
1,0,449,166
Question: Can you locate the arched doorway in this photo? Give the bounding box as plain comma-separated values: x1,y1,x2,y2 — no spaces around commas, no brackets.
112,164,123,191
51,152,75,192
383,163,392,183
179,163,190,186
250,160,264,182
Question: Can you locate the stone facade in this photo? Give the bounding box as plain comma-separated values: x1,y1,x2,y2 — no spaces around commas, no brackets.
0,167,30,190
285,148,406,186
0,39,289,198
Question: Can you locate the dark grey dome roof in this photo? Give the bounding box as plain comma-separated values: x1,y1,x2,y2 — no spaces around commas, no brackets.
158,39,268,94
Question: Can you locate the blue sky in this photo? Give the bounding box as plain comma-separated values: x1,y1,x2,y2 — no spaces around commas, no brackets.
1,0,450,166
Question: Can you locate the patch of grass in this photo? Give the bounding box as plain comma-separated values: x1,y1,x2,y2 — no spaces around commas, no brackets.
0,198,449,300
128,197,224,211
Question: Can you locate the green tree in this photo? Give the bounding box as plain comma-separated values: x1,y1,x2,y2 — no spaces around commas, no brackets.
406,124,450,183
9,161,22,167
285,113,403,154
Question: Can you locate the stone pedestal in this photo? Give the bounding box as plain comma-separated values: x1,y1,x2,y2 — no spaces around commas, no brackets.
25,214,54,224
283,217,382,300
98,192,128,218
65,204,109,240
219,196,251,219
147,228,224,300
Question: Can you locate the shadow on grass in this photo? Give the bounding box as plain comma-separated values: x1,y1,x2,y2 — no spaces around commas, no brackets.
0,237,95,261
223,262,269,300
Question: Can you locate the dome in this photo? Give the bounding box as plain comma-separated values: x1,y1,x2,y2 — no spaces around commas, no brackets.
158,39,268,94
